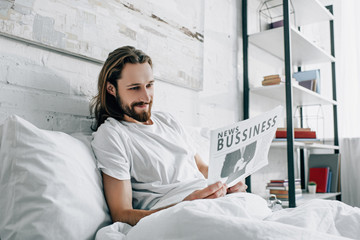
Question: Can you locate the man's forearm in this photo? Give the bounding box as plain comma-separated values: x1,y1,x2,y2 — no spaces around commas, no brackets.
116,182,229,226
111,209,156,226
112,204,175,226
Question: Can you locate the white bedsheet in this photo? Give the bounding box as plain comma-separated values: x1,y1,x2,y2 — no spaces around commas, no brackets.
96,193,360,240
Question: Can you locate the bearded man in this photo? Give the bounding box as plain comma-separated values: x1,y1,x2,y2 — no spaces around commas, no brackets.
90,46,247,226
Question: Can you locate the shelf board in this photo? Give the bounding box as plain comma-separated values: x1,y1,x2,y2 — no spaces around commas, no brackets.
251,83,337,106
249,27,335,65
271,141,339,150
292,0,334,26
282,192,341,208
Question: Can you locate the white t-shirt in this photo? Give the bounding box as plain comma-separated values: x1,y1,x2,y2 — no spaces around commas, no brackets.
91,111,207,210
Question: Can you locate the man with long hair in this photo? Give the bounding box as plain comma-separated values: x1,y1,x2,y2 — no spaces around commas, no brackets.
90,46,247,226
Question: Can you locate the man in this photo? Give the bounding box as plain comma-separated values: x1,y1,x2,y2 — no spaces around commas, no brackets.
90,46,247,226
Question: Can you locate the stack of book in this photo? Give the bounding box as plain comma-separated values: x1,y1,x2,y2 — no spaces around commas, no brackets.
274,127,319,142
262,74,282,86
267,179,302,201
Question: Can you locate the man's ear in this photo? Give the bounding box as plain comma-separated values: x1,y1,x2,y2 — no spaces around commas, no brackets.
106,82,116,97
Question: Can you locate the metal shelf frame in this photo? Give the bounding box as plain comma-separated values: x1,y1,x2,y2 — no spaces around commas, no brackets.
242,0,340,207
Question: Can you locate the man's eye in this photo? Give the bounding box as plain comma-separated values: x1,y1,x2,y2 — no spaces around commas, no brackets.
129,87,140,90
146,83,154,88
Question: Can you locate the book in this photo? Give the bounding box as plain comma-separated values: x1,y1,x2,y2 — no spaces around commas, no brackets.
275,193,302,198
276,130,316,139
262,74,283,86
309,167,330,193
326,170,332,193
272,187,303,201
267,183,300,188
270,20,284,29
270,189,302,195
293,69,321,93
270,179,301,183
266,185,301,190
263,74,280,80
273,138,320,142
337,157,341,192
267,181,301,189
262,78,281,86
308,154,340,193
277,127,311,132
298,79,316,92
208,106,283,187
277,194,302,201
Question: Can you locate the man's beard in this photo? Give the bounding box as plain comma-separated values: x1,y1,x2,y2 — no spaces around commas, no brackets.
116,94,152,122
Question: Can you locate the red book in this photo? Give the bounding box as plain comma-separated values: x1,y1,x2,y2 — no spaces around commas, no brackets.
309,167,329,193
276,130,316,139
270,179,301,183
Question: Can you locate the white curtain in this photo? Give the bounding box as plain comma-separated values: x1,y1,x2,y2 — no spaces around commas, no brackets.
339,138,360,207
335,0,360,207
336,0,360,138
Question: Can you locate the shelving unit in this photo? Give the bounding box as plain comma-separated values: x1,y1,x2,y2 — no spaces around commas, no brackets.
242,0,340,207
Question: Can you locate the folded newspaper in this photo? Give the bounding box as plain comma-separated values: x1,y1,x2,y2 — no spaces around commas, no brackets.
208,106,283,187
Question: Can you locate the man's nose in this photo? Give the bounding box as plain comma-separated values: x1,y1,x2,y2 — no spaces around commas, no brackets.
140,88,151,102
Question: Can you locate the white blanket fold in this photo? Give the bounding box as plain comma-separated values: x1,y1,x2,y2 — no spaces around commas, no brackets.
96,193,360,240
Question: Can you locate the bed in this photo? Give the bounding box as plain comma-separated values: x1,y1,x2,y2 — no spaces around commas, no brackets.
1,115,359,240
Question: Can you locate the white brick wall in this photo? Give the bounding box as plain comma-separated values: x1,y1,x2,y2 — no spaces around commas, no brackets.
0,0,241,132
0,35,97,133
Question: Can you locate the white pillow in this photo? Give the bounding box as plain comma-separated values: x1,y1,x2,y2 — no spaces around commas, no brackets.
0,115,111,240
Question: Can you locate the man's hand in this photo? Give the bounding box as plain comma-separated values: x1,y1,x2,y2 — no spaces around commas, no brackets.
183,182,227,201
227,181,248,194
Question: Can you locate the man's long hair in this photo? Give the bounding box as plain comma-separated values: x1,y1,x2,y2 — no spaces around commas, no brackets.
90,46,152,130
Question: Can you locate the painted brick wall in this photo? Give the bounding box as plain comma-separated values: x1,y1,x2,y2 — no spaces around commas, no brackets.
0,0,205,90
0,0,241,134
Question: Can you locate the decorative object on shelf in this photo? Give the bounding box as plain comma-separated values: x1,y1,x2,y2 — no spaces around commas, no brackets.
308,181,317,194
293,69,321,93
293,105,325,143
258,0,296,31
267,194,283,211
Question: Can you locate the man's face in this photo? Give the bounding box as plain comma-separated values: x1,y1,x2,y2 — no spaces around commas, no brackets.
108,63,154,123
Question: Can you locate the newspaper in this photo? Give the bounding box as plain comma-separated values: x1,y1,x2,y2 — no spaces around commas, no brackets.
208,106,283,187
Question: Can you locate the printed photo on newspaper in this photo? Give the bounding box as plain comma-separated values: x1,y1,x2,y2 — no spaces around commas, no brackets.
208,105,283,187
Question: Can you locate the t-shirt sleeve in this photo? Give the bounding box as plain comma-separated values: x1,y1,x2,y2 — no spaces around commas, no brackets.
91,124,131,180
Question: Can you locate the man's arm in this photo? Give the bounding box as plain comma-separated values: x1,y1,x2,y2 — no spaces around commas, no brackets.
102,172,228,226
102,173,159,226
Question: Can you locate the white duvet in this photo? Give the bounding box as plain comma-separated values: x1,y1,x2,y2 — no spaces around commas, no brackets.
96,193,360,240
